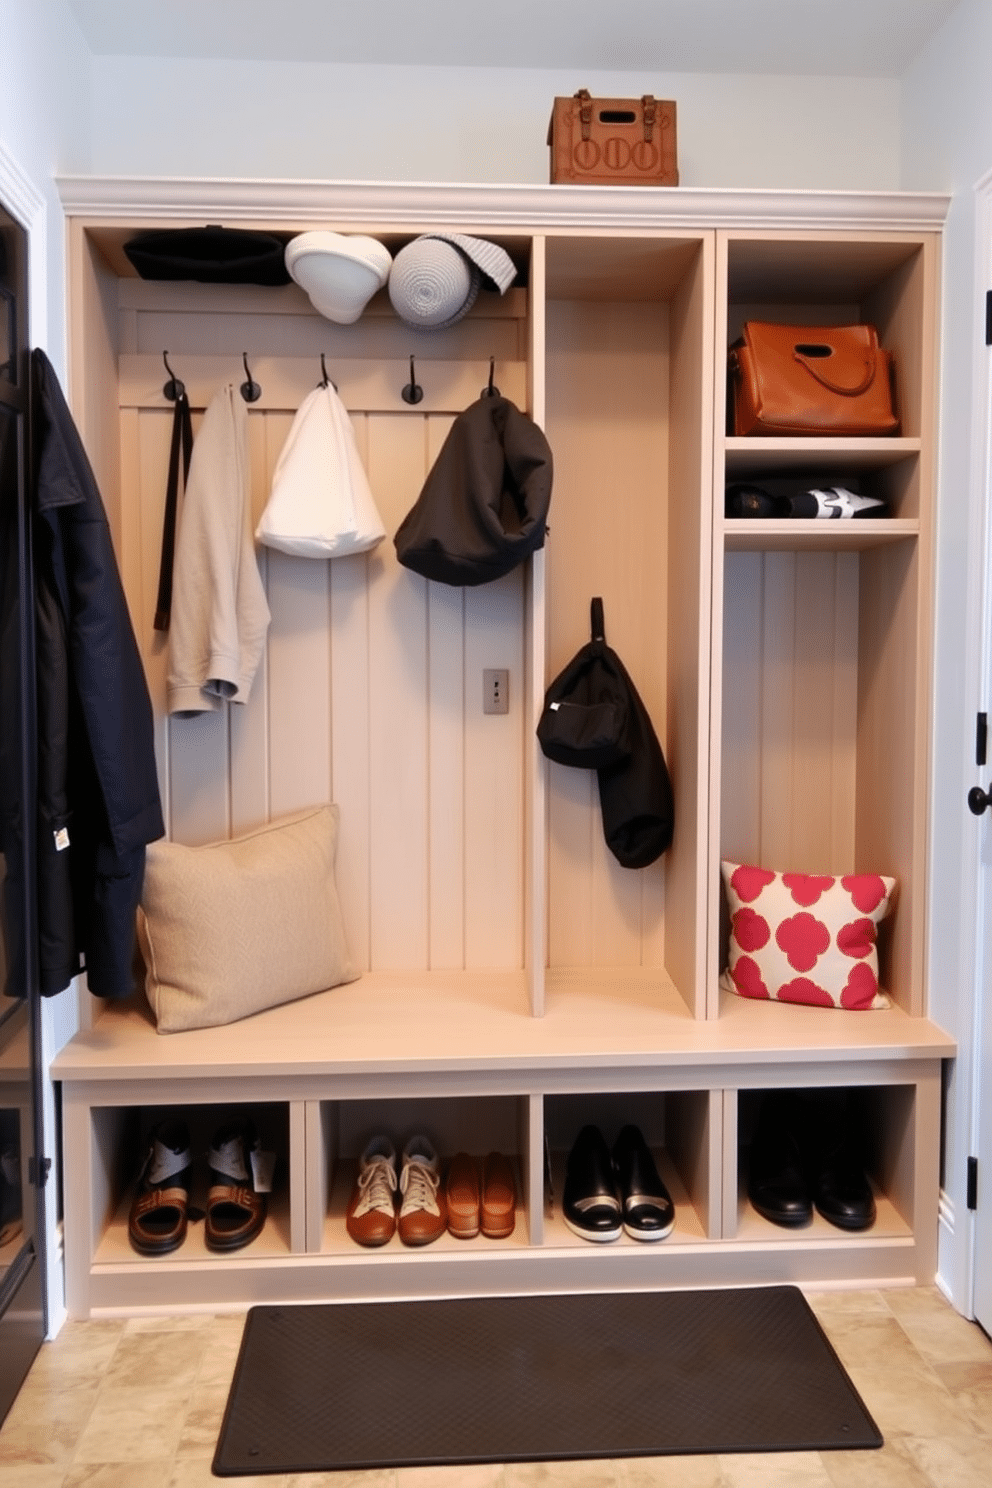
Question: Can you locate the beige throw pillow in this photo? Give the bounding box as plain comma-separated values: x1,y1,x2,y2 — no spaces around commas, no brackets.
137,805,358,1033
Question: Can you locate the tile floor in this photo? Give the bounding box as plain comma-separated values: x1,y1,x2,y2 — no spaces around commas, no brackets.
0,1286,990,1487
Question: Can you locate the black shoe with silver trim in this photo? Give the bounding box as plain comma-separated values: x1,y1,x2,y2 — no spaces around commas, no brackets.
612,1124,676,1241
562,1125,623,1243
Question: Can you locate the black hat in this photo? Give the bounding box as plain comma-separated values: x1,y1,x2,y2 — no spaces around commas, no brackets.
539,599,674,869
123,225,291,286
394,394,552,586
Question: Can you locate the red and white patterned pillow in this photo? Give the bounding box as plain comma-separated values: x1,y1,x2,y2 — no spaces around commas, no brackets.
720,861,896,1011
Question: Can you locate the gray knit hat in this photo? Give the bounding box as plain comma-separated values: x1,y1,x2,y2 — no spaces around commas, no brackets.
389,234,516,330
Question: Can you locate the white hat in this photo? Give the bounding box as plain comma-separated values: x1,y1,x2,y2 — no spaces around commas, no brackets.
389,234,517,330
285,231,393,325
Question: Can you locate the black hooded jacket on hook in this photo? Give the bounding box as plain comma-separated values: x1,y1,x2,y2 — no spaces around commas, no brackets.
14,351,164,999
394,394,553,586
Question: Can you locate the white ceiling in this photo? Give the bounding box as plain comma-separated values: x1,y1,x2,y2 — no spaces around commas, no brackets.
64,0,959,77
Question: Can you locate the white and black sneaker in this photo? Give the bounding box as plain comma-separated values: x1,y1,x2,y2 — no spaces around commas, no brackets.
788,487,886,520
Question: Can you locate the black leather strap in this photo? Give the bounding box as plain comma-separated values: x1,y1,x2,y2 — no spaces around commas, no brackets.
153,391,193,632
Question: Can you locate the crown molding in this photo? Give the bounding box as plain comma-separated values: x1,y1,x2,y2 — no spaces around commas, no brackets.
55,175,951,233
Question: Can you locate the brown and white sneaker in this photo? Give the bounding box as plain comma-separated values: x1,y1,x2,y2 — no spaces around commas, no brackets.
397,1135,446,1246
346,1136,398,1247
446,1152,481,1239
481,1151,516,1239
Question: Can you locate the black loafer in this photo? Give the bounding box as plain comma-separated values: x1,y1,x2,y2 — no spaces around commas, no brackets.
747,1093,813,1229
612,1124,675,1241
563,1125,622,1243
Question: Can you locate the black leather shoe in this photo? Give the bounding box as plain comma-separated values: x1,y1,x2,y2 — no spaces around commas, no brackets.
563,1125,622,1243
612,1124,675,1241
747,1092,813,1228
809,1094,876,1231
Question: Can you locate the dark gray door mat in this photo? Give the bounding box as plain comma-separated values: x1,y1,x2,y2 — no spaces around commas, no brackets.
213,1286,881,1476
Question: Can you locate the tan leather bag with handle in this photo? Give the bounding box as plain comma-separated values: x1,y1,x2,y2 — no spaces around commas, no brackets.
548,89,678,186
729,322,899,436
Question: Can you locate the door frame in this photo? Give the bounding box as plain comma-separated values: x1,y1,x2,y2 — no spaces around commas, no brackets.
965,162,992,1329
0,139,61,1340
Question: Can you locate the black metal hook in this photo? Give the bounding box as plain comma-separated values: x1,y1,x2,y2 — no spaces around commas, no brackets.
481,356,499,398
401,354,424,405
162,351,185,402
240,352,261,404
319,353,333,389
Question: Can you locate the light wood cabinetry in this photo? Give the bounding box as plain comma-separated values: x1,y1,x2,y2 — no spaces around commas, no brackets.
51,180,954,1317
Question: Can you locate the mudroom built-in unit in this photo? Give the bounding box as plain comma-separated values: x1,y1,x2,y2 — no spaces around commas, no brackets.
50,179,955,1317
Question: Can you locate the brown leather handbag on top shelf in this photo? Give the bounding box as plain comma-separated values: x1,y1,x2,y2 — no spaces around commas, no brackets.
548,89,678,186
729,321,899,437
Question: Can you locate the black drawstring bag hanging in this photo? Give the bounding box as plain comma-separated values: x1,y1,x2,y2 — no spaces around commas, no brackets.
153,390,193,632
538,598,674,868
537,597,631,770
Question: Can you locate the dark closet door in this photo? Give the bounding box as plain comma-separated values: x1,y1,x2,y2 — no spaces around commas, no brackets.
0,201,47,1424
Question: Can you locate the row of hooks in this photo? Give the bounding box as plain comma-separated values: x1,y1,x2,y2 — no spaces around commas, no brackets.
162,351,501,406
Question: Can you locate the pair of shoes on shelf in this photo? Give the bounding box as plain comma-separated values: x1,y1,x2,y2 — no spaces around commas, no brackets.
127,1117,272,1256
346,1135,447,1248
563,1124,675,1244
747,1089,876,1232
445,1151,516,1240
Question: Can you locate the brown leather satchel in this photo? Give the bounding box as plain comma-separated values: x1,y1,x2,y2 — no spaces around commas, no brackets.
729,322,899,436
548,89,678,186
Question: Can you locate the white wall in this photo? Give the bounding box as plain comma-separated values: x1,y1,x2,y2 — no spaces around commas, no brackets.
900,0,992,1315
86,57,902,189
0,0,91,373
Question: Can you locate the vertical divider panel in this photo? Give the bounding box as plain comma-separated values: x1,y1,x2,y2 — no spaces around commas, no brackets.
720,1088,739,1239
525,1091,544,1245
304,1099,332,1254
288,1099,308,1253
527,237,548,1014
708,231,732,1014
665,233,716,1016
61,1092,95,1318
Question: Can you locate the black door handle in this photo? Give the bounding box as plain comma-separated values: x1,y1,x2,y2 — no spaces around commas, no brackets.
968,785,992,816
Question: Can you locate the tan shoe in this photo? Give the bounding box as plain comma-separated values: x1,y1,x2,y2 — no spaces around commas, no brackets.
446,1152,481,1239
481,1151,516,1239
397,1135,446,1246
346,1136,398,1248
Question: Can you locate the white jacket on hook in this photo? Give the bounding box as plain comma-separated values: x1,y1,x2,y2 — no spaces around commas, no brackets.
167,383,270,715
255,382,386,558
